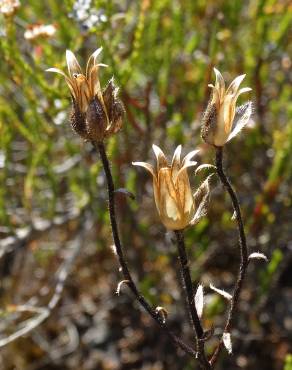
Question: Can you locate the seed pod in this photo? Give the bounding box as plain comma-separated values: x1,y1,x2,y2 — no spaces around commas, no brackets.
201,68,252,146
201,102,217,145
46,48,124,143
102,79,124,138
85,97,108,142
70,99,87,139
133,145,210,230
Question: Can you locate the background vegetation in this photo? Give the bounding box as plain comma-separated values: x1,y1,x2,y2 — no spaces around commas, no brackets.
0,0,291,369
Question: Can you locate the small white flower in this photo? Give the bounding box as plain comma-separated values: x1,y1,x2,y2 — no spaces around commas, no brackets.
24,24,57,41
0,0,20,17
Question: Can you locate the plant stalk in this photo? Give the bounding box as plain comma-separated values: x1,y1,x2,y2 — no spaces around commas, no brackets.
174,230,211,369
95,141,199,359
210,147,249,365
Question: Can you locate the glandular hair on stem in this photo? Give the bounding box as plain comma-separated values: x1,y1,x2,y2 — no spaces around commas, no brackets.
201,102,217,145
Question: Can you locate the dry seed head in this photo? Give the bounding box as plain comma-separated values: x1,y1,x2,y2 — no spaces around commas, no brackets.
70,100,87,139
85,97,108,142
202,68,252,146
133,145,210,230
201,102,217,145
46,49,124,142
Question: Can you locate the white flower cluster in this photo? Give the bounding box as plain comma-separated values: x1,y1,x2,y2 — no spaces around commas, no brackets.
24,24,56,41
0,0,20,16
71,0,107,30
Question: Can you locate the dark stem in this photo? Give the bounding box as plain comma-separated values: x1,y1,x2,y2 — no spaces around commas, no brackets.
210,147,249,366
174,230,211,370
94,141,199,359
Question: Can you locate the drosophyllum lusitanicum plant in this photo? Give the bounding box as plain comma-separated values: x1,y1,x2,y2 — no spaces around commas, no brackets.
46,49,268,369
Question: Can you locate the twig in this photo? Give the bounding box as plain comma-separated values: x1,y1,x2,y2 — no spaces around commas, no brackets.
27,320,79,370
174,230,211,370
210,147,249,365
121,91,145,134
95,141,199,359
0,307,49,347
0,236,81,347
0,209,82,260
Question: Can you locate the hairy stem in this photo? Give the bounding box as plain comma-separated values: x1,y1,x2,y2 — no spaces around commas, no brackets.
174,230,211,370
210,147,249,365
95,141,198,359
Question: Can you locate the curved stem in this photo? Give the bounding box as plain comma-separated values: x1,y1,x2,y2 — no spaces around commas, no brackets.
95,142,198,359
210,147,249,366
174,230,211,370
174,230,204,337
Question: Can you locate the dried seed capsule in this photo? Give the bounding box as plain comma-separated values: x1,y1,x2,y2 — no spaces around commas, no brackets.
46,48,124,143
133,145,210,230
201,68,252,146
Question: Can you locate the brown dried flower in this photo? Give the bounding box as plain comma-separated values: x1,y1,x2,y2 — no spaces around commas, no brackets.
202,68,252,147
133,145,210,230
46,48,124,142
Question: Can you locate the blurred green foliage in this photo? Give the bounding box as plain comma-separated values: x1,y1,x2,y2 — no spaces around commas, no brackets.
0,0,291,229
0,0,291,369
284,355,292,370
259,248,283,296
